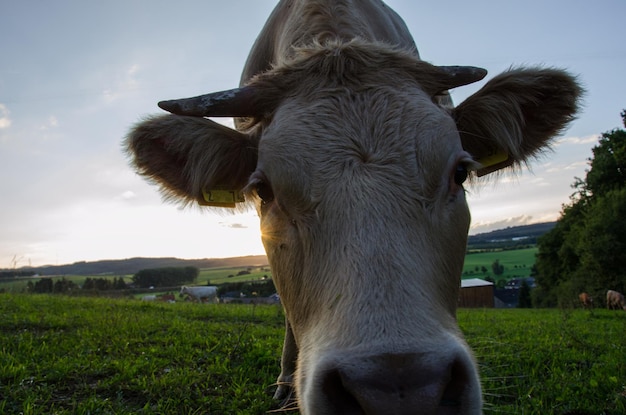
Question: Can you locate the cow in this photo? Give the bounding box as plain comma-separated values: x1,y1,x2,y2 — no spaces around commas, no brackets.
158,293,176,303
141,295,157,301
125,1,581,413
579,292,593,309
606,290,626,311
180,285,218,303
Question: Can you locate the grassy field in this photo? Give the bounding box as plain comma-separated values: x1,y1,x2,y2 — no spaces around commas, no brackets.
197,266,272,286
0,274,134,294
1,294,624,414
1,294,284,414
462,247,537,282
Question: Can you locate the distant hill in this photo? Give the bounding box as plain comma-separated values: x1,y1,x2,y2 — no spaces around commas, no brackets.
2,255,268,277
467,222,556,250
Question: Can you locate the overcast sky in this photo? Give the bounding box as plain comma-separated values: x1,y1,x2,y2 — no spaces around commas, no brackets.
1,1,624,268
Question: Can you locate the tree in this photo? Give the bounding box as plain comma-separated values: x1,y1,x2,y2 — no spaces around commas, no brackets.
535,110,626,306
582,117,626,198
491,260,504,276
28,278,53,293
53,278,77,293
113,277,127,290
575,188,626,293
132,267,198,288
518,280,532,308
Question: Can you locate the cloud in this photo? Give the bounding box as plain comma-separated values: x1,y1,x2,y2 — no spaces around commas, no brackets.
222,222,248,229
127,64,140,81
0,104,11,129
39,116,58,131
102,63,141,104
117,190,137,201
555,134,599,146
545,160,588,173
469,215,542,235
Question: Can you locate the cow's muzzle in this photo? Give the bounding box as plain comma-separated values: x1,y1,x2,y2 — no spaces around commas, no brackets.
312,351,482,414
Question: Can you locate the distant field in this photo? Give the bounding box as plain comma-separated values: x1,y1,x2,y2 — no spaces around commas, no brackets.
462,247,537,282
0,267,271,294
197,266,272,285
1,294,624,414
0,274,134,293
0,249,536,293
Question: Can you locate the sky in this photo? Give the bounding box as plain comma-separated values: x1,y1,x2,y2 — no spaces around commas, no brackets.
1,1,625,268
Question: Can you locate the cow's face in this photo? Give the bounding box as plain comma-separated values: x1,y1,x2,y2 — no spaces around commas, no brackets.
126,41,580,414
255,86,472,333
253,87,481,411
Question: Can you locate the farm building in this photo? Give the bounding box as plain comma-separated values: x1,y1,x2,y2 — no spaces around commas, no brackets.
459,278,494,308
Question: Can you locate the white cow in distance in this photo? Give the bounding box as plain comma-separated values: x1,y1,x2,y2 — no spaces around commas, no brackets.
180,285,218,303
606,290,626,311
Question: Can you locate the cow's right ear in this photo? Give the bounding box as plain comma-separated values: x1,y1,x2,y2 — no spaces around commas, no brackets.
125,114,258,207
452,67,582,177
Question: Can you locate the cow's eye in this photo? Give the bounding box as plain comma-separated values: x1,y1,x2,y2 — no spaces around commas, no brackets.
255,181,275,204
454,164,468,186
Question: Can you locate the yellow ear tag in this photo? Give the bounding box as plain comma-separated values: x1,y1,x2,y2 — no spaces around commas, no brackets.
476,152,513,177
200,188,245,208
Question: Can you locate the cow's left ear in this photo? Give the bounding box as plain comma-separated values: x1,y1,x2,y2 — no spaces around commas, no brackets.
126,114,258,207
452,67,583,176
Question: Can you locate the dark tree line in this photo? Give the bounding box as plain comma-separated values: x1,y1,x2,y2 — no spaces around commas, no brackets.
83,277,127,291
26,267,197,294
131,267,198,288
26,277,127,294
534,110,626,307
1,271,35,279
27,277,78,294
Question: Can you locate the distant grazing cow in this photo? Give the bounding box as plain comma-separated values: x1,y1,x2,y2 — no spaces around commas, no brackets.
180,286,218,303
606,290,626,311
579,292,593,309
158,293,176,303
125,0,581,412
141,295,156,301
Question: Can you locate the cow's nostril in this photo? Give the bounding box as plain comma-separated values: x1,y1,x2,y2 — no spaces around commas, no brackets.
320,368,362,413
440,397,461,407
440,360,470,408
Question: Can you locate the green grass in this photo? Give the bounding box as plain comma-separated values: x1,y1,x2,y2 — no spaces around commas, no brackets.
1,294,624,414
464,308,626,414
0,295,283,414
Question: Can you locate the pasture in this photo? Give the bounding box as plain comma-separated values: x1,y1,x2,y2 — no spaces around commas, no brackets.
197,266,272,286
1,294,624,414
462,247,537,282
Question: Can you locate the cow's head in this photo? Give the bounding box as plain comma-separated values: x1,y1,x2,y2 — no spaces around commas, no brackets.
126,41,581,414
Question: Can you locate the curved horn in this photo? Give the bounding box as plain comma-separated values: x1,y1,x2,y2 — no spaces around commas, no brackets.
436,66,487,90
158,86,260,117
